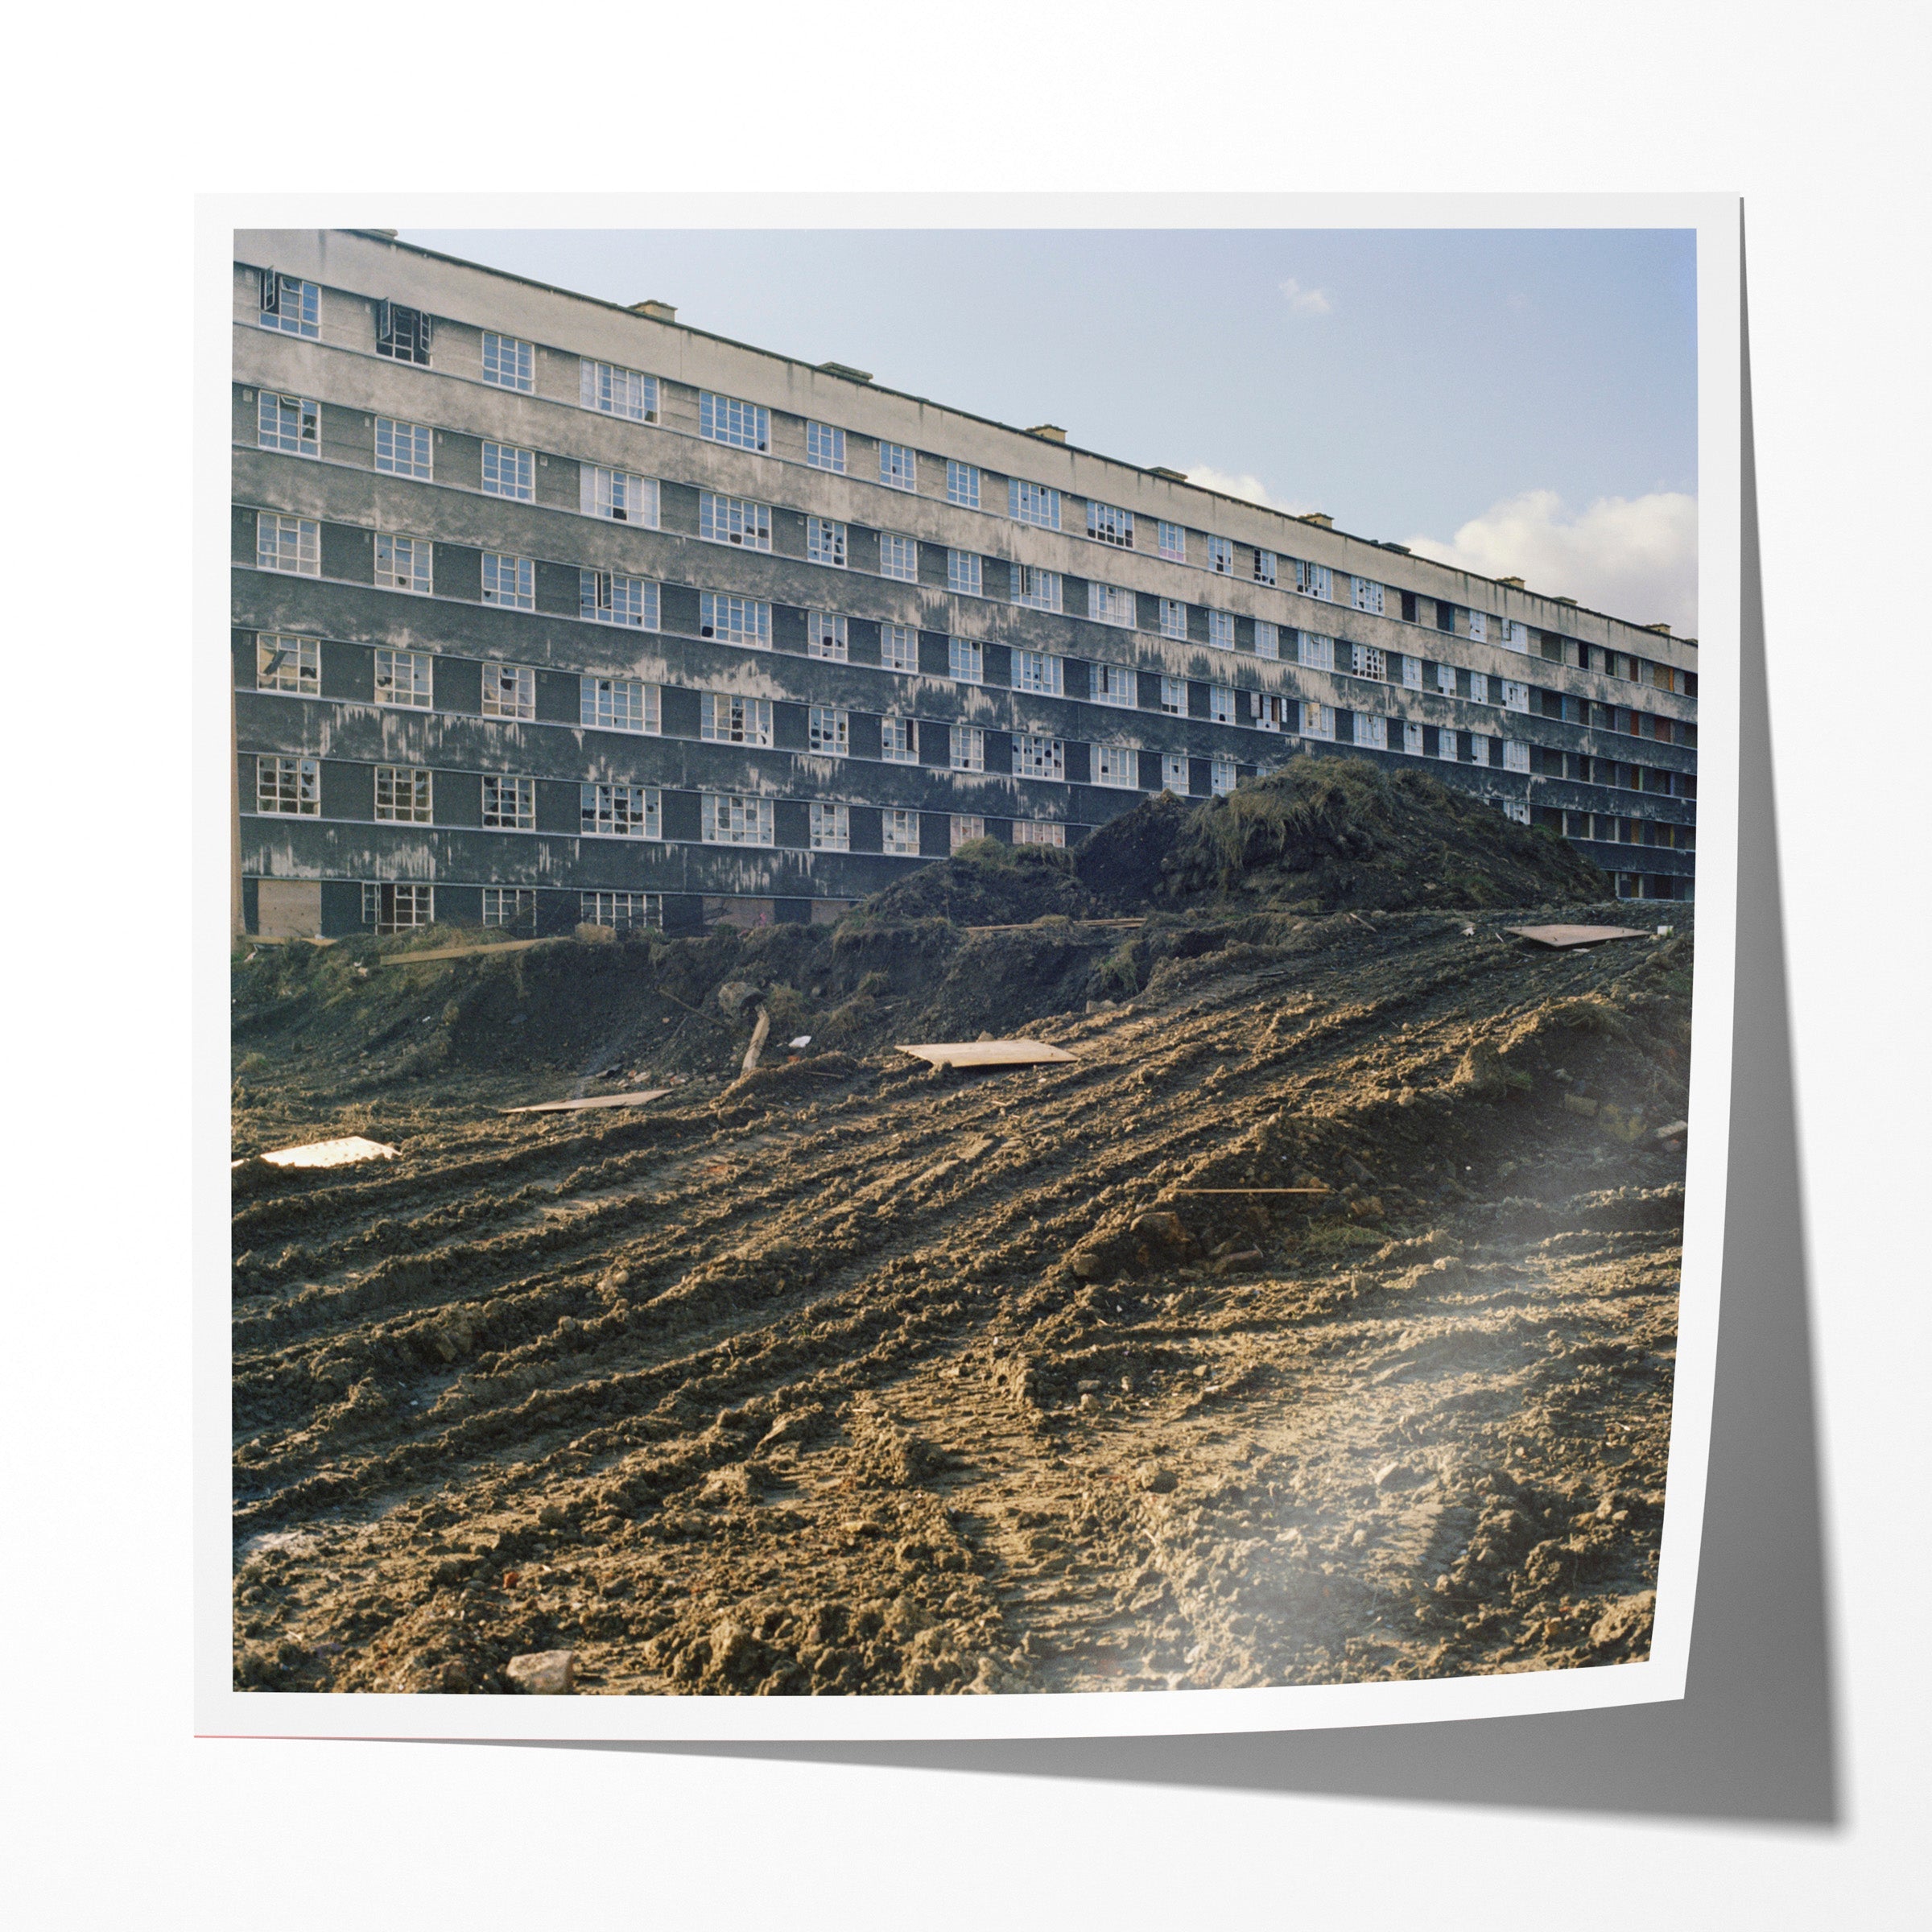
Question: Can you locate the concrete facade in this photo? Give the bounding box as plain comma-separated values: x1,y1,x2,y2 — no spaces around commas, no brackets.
232,229,1699,938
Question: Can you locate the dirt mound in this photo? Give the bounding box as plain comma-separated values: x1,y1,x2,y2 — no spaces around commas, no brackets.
852,838,1098,927
1077,758,1605,914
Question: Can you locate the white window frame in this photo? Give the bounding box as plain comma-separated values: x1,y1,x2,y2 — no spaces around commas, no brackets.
949,724,985,772
1469,671,1490,706
256,513,319,576
374,646,431,709
580,361,658,424
1302,701,1335,740
1093,744,1137,789
581,571,658,629
1013,820,1067,848
881,716,919,764
1296,559,1332,601
481,663,536,721
1011,564,1062,613
258,272,319,338
364,883,435,933
1351,642,1387,681
1208,684,1236,725
1468,609,1489,643
948,638,984,684
1502,798,1532,826
947,460,981,509
1087,581,1136,628
481,551,535,609
700,592,772,647
701,794,775,847
582,466,659,526
947,549,983,597
481,332,535,393
1439,727,1460,762
1158,520,1186,563
374,765,434,824
374,415,431,479
1254,621,1281,661
1158,675,1187,717
1353,713,1388,750
374,534,432,594
700,693,774,748
1436,663,1457,696
1158,598,1188,641
1087,501,1134,548
949,814,985,851
1009,478,1062,530
483,887,536,931
580,782,660,840
1402,654,1423,691
699,491,773,551
881,807,921,857
1207,535,1234,576
809,801,850,851
258,391,320,457
255,634,320,696
1298,632,1335,671
1253,549,1278,587
481,774,535,829
374,302,432,365
1160,753,1188,795
805,421,846,473
879,441,918,492
580,675,659,734
481,441,535,502
1207,609,1236,651
808,705,850,756
1091,662,1133,708
807,612,848,662
880,532,919,581
256,754,319,816
1014,650,1063,697
881,624,916,672
1501,678,1530,713
1012,733,1065,781
698,390,770,453
807,517,848,568
1471,735,1492,768
1352,576,1385,615
1209,754,1236,796
1253,691,1288,733
1502,739,1531,773
1506,620,1530,652
580,890,662,931
1402,720,1425,756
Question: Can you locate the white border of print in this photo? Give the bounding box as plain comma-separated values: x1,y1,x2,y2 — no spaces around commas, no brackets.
195,190,1740,1744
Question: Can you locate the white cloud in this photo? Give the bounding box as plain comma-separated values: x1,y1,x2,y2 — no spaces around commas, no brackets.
1404,489,1699,634
1185,464,1281,508
1279,278,1332,317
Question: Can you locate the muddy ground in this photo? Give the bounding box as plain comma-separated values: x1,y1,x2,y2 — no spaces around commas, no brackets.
231,871,1691,1696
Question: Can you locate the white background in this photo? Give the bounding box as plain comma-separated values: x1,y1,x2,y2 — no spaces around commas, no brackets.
7,5,1926,1926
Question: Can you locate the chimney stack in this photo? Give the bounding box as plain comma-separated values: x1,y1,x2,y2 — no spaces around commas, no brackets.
630,299,677,323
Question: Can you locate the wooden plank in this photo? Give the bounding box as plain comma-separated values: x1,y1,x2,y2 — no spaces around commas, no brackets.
1171,1187,1334,1195
383,937,550,965
1505,923,1651,949
500,1088,671,1117
254,1136,398,1169
898,1040,1076,1068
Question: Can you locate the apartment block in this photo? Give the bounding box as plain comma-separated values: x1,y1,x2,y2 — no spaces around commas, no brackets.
233,229,1699,939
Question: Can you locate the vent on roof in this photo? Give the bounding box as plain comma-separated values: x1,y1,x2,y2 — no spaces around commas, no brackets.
1554,596,1578,605
1026,423,1067,444
1302,512,1334,529
1496,575,1525,588
1643,621,1672,634
1379,542,1410,554
1149,465,1187,482
818,361,873,383
368,228,398,239
630,299,677,323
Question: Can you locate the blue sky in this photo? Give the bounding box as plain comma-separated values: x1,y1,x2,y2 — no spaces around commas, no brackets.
401,226,1699,630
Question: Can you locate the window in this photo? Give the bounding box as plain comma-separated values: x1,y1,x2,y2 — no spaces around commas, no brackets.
374,647,431,708
1352,576,1385,615
1158,521,1186,563
1014,650,1063,696
1500,677,1530,713
1208,609,1235,650
375,534,431,594
483,888,535,931
1468,671,1489,705
702,794,774,846
1505,620,1530,652
1207,535,1233,576
256,755,318,815
1253,691,1289,733
1295,559,1332,601
1438,728,1459,762
258,392,320,456
1088,581,1136,628
699,390,769,452
879,441,917,492
881,623,916,671
1402,654,1423,691
1013,733,1064,780
948,638,983,684
258,270,319,338
481,441,535,502
699,492,772,551
1094,744,1137,788
583,467,658,526
881,532,918,580
881,716,919,763
1302,701,1335,740
1208,685,1235,725
483,775,535,829
806,422,846,473
807,705,849,755
1210,754,1236,796
1013,820,1067,848
810,801,850,851
481,332,534,392
482,551,535,608
1160,753,1188,794
1297,632,1334,671
1471,736,1492,768
1435,663,1456,696
580,569,656,628
374,416,431,479
699,592,771,646
482,663,536,720
881,808,921,856
1468,610,1489,643
256,513,319,576
807,517,848,567
1353,714,1388,750
580,782,659,839
1402,720,1424,756
701,693,774,746
1158,675,1187,716
1502,798,1531,826
1351,643,1386,680
1158,598,1188,641
255,634,319,696
1088,501,1133,547
1011,564,1061,612
1254,621,1281,661
374,766,433,824
950,814,985,851
1253,549,1278,587
364,883,433,933
580,361,658,423
1092,663,1133,707
581,890,661,931
807,612,848,662
580,676,658,733
947,549,983,597
374,300,431,365
947,460,981,509
1009,478,1061,529
950,724,985,772
1502,740,1531,773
